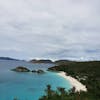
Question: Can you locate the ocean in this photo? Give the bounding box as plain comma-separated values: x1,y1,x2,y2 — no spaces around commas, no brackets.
0,60,72,100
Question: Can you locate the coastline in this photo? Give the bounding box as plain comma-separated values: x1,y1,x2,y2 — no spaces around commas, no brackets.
58,71,87,92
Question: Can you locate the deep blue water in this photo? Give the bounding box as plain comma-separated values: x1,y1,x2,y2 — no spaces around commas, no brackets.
0,60,72,100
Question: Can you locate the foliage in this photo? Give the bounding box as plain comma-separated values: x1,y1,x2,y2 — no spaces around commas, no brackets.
48,61,100,100
39,85,90,100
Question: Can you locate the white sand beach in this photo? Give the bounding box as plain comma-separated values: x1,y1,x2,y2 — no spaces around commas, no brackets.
58,71,87,92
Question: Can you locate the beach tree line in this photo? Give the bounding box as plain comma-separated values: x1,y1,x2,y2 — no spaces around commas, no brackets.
39,85,89,100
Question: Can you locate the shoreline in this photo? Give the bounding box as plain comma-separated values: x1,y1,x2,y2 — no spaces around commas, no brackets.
58,71,87,92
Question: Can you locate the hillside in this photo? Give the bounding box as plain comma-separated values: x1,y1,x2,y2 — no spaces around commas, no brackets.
29,59,53,63
47,61,100,100
0,57,19,61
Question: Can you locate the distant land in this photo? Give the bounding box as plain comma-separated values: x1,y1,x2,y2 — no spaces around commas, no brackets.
29,59,96,64
29,59,76,64
29,59,54,63
0,57,20,61
0,57,100,64
54,60,74,65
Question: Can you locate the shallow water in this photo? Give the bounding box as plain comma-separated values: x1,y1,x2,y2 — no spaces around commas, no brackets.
0,60,72,100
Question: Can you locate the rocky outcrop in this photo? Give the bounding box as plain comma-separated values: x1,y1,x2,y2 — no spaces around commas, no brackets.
37,70,45,74
32,69,45,74
11,66,45,74
31,70,37,73
11,66,30,72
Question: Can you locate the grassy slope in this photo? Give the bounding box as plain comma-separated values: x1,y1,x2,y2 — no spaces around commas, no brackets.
48,61,100,100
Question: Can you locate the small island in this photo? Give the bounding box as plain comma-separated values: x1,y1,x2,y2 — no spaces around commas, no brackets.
11,66,30,72
29,59,53,63
11,66,45,74
32,69,45,74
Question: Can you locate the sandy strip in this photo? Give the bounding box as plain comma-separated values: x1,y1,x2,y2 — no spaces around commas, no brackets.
58,71,87,92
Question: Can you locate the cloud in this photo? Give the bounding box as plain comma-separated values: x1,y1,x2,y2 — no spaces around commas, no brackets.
0,0,100,60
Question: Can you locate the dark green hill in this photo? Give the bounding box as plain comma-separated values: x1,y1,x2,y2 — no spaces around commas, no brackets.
0,57,19,61
29,59,53,63
47,61,100,100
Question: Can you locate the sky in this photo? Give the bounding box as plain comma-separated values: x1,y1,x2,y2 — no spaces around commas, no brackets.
0,0,100,61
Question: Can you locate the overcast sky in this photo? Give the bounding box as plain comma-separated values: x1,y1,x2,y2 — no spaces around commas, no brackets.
0,0,100,60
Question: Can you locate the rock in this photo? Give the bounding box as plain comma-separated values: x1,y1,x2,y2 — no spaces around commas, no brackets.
32,69,45,74
37,69,45,74
11,66,30,72
32,70,37,73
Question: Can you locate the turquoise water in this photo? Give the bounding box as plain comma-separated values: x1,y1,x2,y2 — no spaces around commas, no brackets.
0,60,72,100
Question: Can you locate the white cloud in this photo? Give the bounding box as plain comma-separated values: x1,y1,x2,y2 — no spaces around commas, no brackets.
0,0,100,60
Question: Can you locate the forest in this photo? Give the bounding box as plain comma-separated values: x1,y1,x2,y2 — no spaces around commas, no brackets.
39,61,100,100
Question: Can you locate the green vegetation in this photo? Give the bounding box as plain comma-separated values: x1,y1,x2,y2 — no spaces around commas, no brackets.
11,66,30,72
12,61,100,100
47,61,100,100
29,59,53,63
39,85,89,100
